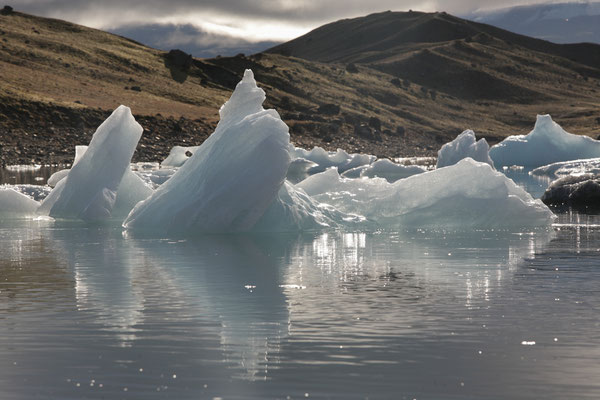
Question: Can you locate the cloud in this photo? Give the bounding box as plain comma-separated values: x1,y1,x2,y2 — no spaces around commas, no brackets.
10,0,559,42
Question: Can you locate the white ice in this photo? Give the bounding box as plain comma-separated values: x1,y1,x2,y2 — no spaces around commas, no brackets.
252,182,363,232
161,145,200,167
298,158,554,228
0,188,40,216
124,70,291,233
531,158,600,177
37,106,145,221
437,130,494,168
490,115,600,168
342,158,426,182
289,145,375,174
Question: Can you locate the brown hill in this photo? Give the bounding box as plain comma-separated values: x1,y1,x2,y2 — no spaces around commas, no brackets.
1,9,600,165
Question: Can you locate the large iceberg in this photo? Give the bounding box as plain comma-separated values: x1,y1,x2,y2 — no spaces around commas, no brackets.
38,106,144,221
298,158,555,228
490,115,600,168
123,70,291,233
437,130,494,168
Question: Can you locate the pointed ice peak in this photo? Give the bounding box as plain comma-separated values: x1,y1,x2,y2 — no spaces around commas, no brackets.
219,69,266,124
533,114,555,130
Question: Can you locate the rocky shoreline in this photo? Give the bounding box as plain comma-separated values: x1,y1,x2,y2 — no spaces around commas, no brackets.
0,101,436,166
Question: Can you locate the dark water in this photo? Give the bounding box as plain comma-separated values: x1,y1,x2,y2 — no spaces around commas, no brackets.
1,167,599,399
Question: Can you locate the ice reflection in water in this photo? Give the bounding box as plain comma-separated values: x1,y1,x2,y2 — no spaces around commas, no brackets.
1,218,600,399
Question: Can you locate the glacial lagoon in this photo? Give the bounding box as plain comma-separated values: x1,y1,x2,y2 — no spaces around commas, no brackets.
1,167,599,400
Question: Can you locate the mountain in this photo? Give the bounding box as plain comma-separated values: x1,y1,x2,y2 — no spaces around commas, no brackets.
466,2,600,44
1,8,600,165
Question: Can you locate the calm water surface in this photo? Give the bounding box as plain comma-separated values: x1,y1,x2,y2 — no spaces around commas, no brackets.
1,168,599,399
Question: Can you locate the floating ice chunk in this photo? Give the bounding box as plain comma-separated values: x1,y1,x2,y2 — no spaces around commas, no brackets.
437,130,494,168
342,159,426,182
252,182,362,231
531,158,600,177
161,145,200,167
289,145,375,174
490,115,600,168
44,145,153,216
0,188,40,216
299,159,554,228
37,106,144,221
124,70,291,233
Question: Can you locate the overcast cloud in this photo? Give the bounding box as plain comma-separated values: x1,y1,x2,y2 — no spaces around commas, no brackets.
9,0,567,42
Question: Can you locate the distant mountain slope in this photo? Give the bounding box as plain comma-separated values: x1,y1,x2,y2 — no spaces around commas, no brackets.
466,2,600,44
1,9,600,165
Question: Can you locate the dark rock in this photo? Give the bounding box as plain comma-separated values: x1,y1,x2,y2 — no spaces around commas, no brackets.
541,173,600,212
396,126,405,136
130,86,141,92
165,49,193,71
391,78,402,87
317,103,340,115
354,124,373,138
346,63,358,73
185,151,193,157
368,117,381,131
1,5,13,15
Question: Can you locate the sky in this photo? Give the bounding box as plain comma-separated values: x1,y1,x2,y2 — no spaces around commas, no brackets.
9,0,575,43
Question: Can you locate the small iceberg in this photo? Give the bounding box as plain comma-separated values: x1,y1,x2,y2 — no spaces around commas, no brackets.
0,188,40,217
531,158,600,178
490,115,600,168
37,105,146,221
437,130,494,169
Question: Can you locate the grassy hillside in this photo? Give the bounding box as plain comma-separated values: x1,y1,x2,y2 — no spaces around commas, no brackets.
1,9,600,165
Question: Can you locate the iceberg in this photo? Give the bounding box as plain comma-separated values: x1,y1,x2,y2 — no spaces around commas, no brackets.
252,182,362,232
37,106,144,221
437,130,494,168
298,158,555,228
161,145,200,167
289,145,375,174
490,115,600,168
123,70,291,233
531,158,600,178
342,158,426,182
44,145,153,218
0,188,40,217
